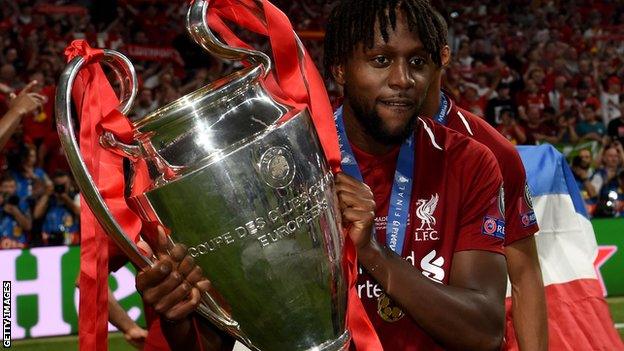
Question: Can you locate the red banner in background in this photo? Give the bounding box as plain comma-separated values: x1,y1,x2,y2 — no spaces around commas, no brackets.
123,45,185,66
34,4,88,16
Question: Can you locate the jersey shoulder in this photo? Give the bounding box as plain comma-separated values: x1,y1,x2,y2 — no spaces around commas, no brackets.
451,106,527,184
418,117,500,175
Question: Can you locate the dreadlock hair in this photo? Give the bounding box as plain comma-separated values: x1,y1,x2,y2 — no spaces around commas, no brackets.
323,0,448,77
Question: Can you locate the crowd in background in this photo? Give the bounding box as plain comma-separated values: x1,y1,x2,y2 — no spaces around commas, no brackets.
0,0,623,249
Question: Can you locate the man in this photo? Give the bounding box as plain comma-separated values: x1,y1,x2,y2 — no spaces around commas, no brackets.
0,173,31,249
607,102,624,145
485,82,517,127
571,150,597,201
33,171,80,245
576,104,606,144
136,1,508,350
420,13,548,351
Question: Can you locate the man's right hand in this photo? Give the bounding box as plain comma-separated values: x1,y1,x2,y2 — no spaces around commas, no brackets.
8,80,45,117
135,230,210,322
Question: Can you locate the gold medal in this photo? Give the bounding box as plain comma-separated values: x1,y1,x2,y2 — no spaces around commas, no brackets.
377,293,404,322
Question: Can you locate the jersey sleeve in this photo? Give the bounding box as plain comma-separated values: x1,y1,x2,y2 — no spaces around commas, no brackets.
455,143,505,254
502,151,539,245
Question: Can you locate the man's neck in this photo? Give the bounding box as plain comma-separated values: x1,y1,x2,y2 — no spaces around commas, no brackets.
422,76,442,119
342,101,399,156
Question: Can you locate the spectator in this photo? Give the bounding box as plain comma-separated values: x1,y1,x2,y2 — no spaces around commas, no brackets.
572,151,598,201
8,144,50,204
495,108,527,145
596,69,622,126
576,104,606,144
607,102,624,145
34,171,80,246
0,173,32,249
458,83,488,116
591,142,624,208
547,75,567,115
574,81,601,112
20,71,55,148
521,106,559,145
556,112,579,145
486,82,517,126
519,79,547,113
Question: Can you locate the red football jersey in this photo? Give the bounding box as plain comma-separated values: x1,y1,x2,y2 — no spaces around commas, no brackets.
445,98,539,245
354,118,505,350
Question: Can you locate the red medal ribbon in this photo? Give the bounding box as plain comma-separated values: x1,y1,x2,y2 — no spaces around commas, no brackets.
64,39,144,351
203,2,382,349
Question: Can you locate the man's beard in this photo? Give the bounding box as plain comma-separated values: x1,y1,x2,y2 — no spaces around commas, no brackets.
345,86,420,146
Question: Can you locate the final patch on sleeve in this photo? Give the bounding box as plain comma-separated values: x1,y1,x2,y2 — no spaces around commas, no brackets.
524,182,534,209
520,182,537,228
498,185,506,217
520,211,537,228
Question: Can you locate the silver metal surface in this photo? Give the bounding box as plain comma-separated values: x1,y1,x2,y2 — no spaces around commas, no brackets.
186,0,271,77
56,0,351,349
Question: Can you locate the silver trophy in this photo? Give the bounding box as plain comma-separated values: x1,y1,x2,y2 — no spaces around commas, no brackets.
55,1,349,350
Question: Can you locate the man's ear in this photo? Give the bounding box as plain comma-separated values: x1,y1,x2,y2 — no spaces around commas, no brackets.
441,45,451,68
331,64,346,85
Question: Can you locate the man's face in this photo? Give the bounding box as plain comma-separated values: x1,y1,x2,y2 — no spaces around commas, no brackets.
54,176,69,188
499,87,510,98
526,80,538,94
579,150,592,168
604,148,620,168
528,107,541,122
1,181,16,196
609,82,621,94
336,11,435,144
584,107,596,121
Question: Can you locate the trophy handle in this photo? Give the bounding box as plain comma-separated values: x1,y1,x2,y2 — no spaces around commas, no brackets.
56,49,242,331
55,49,152,270
187,0,272,76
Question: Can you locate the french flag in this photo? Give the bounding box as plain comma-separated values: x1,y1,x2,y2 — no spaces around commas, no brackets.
504,145,623,350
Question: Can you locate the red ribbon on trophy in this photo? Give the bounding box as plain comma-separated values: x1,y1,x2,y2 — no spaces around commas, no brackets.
64,40,145,351
204,1,383,349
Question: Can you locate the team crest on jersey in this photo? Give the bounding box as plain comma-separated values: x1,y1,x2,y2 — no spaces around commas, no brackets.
415,194,438,231
521,211,537,228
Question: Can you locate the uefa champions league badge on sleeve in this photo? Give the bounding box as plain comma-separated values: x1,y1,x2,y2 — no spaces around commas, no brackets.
481,187,506,239
482,216,506,240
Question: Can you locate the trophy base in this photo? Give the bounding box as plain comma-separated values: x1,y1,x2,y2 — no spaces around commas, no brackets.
308,331,351,351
